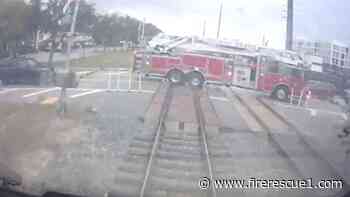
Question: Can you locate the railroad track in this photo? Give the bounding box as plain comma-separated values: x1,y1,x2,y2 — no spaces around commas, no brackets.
227,87,349,197
110,83,233,197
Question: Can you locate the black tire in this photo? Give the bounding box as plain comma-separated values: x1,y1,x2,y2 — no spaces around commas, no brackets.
167,70,184,84
273,86,289,101
187,72,204,88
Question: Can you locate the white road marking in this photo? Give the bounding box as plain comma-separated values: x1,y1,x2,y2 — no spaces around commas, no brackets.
69,89,106,98
22,87,60,98
274,100,346,118
107,71,112,89
77,71,92,75
309,108,318,117
316,109,347,118
67,88,155,94
210,96,229,102
0,88,19,94
122,89,155,94
1,87,154,100
342,114,348,120
103,71,128,75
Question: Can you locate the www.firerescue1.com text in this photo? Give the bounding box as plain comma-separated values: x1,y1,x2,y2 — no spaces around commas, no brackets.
198,177,344,190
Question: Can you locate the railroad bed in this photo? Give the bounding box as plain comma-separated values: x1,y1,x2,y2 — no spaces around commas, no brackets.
109,83,347,197
109,84,231,197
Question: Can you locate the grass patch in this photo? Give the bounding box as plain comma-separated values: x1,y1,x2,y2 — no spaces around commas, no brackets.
71,50,134,68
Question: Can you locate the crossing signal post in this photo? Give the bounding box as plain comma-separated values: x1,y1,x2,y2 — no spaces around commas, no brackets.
58,0,80,115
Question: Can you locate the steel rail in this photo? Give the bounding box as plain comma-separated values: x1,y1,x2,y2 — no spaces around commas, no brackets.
193,88,217,197
139,83,173,197
230,88,302,174
256,96,350,194
231,88,350,196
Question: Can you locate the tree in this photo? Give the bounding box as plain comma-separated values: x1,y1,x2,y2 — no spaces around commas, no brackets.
39,0,68,71
75,0,97,34
92,13,162,49
0,0,32,57
39,0,97,71
0,0,162,59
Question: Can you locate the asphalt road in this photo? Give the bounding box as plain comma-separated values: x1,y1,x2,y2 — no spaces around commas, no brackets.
0,71,349,196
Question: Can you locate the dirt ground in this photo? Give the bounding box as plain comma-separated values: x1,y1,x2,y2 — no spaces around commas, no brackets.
0,103,85,193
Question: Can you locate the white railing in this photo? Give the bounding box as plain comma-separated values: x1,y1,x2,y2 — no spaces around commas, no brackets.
289,87,311,106
106,68,154,93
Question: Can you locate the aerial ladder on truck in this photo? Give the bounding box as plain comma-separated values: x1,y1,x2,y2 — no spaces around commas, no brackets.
153,36,192,53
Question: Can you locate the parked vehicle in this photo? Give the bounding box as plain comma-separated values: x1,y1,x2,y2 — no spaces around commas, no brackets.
0,57,53,86
17,45,36,55
0,52,10,59
16,41,37,55
306,80,336,100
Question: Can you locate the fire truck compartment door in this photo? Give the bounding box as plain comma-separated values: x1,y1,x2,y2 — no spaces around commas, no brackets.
208,58,224,76
233,66,251,87
152,56,168,69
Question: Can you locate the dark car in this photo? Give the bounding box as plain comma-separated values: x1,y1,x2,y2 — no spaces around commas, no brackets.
17,45,36,55
0,57,53,86
306,80,337,100
0,52,10,59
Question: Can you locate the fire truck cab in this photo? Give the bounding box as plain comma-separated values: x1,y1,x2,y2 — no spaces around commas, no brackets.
257,54,307,101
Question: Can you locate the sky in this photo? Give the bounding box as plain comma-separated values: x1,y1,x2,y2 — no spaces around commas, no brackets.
91,0,350,49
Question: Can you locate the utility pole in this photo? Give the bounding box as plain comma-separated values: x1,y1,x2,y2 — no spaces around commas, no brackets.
216,2,223,39
142,18,145,46
32,0,41,51
286,0,294,50
138,22,142,44
58,0,80,115
138,18,146,47
202,20,206,37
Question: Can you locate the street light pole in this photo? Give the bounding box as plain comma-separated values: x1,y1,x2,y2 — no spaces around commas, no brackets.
216,2,223,40
286,0,294,50
58,0,80,115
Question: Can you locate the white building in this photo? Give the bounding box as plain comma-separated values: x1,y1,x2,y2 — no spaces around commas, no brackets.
303,55,323,72
293,39,350,69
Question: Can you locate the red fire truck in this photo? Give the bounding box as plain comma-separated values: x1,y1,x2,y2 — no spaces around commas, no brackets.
256,53,308,101
134,42,308,101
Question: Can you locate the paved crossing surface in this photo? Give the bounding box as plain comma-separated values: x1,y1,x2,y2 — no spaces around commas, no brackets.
0,70,159,106
1,69,349,196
